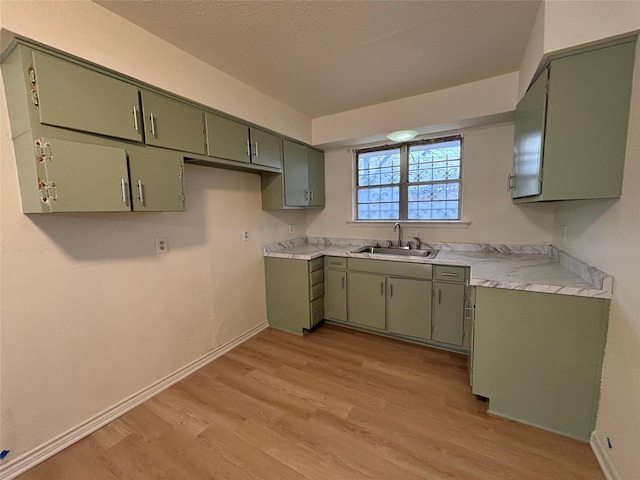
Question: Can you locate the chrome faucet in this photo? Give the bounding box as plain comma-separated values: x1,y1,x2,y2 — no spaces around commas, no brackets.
393,222,402,246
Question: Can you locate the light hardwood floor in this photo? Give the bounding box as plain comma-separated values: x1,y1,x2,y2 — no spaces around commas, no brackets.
17,324,604,479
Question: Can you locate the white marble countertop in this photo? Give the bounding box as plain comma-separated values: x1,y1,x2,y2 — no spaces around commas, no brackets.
263,238,613,299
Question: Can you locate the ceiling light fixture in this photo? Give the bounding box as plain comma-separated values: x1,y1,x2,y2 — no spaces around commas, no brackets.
386,130,419,142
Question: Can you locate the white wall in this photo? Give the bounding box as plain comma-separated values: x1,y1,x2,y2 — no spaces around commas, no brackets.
0,0,308,466
307,123,554,245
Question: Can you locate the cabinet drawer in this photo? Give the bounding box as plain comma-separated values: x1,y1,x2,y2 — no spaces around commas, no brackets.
309,269,324,286
310,297,324,327
326,256,347,269
310,282,324,301
309,257,324,273
434,265,467,283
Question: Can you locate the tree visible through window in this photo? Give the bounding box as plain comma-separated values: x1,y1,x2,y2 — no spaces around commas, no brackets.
356,136,462,220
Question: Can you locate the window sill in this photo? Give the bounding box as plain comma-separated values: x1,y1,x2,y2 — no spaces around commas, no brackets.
346,220,471,228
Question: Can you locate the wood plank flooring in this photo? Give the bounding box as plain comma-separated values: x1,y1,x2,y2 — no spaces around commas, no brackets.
17,324,604,479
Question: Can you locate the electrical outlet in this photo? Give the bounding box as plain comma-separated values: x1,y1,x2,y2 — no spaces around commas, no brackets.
155,237,168,254
243,230,250,242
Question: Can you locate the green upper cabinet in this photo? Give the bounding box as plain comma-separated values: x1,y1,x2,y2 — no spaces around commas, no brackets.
140,90,205,155
129,149,185,212
30,51,143,142
511,38,636,202
261,139,325,209
205,113,282,169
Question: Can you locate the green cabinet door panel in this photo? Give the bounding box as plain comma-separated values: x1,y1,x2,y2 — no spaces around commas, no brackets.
512,69,547,198
31,51,142,142
433,282,465,346
250,128,282,169
348,272,386,330
307,148,325,206
283,140,309,206
141,90,205,155
326,269,347,321
387,277,432,339
472,287,608,441
206,113,250,163
39,138,131,212
128,149,185,212
541,41,635,200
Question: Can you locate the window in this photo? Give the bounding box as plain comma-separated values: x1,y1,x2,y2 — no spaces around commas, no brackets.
355,135,462,221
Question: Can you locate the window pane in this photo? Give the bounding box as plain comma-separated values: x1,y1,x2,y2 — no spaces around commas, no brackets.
407,182,460,220
358,202,399,220
358,149,400,186
408,140,461,183
357,186,399,204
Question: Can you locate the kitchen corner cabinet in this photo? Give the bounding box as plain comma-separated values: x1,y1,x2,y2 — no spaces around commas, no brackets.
260,140,325,209
140,90,205,155
325,257,348,322
265,257,324,335
472,287,609,441
511,37,636,202
205,113,282,169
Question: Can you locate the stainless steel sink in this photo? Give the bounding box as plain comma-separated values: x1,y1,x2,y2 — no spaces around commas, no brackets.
352,245,439,258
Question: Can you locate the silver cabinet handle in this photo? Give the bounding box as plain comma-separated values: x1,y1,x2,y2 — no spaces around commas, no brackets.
254,141,259,157
438,289,442,304
246,139,251,157
121,178,129,206
507,173,515,191
440,272,459,277
341,276,345,289
133,106,139,132
150,113,156,137
390,283,394,298
380,282,384,296
137,179,145,206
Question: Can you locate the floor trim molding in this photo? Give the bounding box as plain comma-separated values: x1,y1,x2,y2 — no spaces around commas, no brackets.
0,321,269,480
591,434,618,480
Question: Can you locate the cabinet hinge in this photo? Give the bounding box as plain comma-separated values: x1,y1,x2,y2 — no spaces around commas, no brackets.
38,178,57,203
28,65,39,108
539,168,544,184
34,139,52,163
178,163,186,207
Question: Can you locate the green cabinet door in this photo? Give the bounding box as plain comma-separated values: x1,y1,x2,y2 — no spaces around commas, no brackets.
433,282,465,346
307,148,325,207
326,269,347,321
141,90,205,155
541,40,635,200
128,148,185,212
250,128,281,169
206,113,250,163
31,51,142,142
387,277,432,339
39,138,131,212
283,140,309,206
512,69,547,198
348,272,386,330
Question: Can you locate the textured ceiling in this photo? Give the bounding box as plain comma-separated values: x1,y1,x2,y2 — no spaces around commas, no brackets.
94,0,541,118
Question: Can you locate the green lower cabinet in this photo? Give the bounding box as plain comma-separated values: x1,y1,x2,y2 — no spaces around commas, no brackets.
432,281,465,346
348,272,386,330
264,257,324,335
472,287,609,441
387,277,432,339
326,269,347,322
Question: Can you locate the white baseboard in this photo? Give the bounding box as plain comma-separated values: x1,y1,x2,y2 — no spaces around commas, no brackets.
591,434,619,480
0,321,269,480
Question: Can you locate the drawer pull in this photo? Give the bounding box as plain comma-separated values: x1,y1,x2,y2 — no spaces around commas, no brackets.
440,272,459,277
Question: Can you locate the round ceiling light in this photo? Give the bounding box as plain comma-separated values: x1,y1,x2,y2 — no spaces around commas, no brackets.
386,130,419,142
